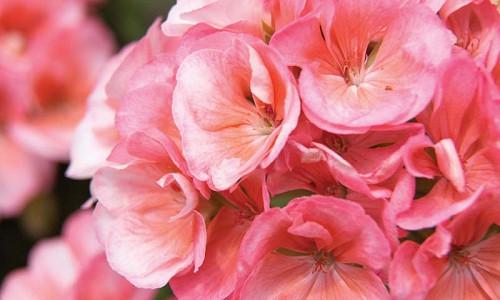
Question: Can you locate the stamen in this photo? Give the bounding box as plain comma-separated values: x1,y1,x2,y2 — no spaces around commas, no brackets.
325,134,348,154
312,249,335,273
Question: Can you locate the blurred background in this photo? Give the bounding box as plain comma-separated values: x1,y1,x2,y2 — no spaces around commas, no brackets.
0,0,175,281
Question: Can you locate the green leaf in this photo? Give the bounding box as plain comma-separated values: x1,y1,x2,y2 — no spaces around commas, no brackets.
270,190,313,208
154,285,173,300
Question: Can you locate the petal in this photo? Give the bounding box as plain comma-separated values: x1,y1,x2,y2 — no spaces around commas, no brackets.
170,207,250,300
446,190,500,246
28,239,80,296
0,270,41,300
66,46,132,179
397,179,483,230
91,163,188,212
106,19,175,101
92,163,205,288
162,0,264,37
238,254,319,300
70,254,155,300
95,204,205,288
389,241,428,300
62,210,101,265
0,135,54,218
434,139,466,192
402,134,439,179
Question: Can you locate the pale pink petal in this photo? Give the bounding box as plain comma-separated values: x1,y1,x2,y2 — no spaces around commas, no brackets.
106,19,175,101
0,270,42,300
28,239,80,297
67,45,133,179
92,163,206,288
162,0,264,37
434,139,466,192
173,35,299,190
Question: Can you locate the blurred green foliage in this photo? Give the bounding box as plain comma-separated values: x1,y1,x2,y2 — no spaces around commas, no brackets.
100,0,176,45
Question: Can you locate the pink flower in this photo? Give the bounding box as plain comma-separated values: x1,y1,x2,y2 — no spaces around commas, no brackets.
0,62,54,218
397,54,500,230
441,0,500,74
3,1,114,160
0,0,58,63
172,31,300,190
271,0,455,133
390,190,500,300
234,195,391,299
0,210,154,300
91,140,206,288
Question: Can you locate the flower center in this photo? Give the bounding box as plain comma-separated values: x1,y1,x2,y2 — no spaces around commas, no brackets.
457,34,480,55
454,12,482,56
261,20,275,44
246,94,278,135
342,65,362,86
325,134,348,154
450,246,472,266
325,184,347,198
312,249,335,273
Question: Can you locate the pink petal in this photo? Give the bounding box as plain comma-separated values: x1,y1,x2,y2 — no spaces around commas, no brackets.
389,241,428,300
70,254,155,300
0,135,54,218
170,207,250,300
0,270,41,300
91,163,206,288
62,210,101,266
397,179,483,230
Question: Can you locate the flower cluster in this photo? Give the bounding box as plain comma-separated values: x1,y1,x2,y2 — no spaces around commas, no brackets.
66,0,500,298
0,0,114,217
0,210,154,300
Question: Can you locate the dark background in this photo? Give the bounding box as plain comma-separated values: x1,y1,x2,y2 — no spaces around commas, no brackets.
0,0,175,282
